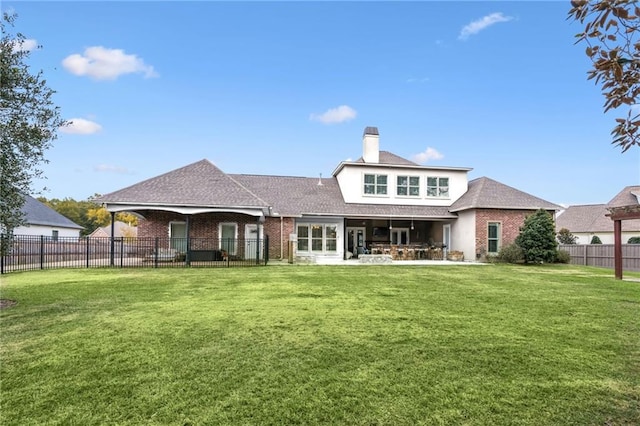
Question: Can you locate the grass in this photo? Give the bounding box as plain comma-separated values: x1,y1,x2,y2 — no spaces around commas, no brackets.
1,264,639,425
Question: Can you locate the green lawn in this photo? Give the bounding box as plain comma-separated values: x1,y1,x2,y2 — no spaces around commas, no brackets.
1,264,639,425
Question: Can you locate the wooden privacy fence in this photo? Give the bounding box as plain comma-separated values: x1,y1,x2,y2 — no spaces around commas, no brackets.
558,244,640,272
0,235,269,274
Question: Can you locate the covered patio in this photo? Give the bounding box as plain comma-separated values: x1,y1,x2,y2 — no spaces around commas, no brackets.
343,216,453,261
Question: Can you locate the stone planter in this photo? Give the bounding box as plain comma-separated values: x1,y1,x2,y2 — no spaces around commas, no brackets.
447,251,464,261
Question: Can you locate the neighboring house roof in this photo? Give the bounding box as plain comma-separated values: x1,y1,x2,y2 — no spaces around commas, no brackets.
607,185,640,208
98,159,269,208
557,186,640,232
555,204,612,232
449,177,561,212
89,221,138,238
21,195,83,229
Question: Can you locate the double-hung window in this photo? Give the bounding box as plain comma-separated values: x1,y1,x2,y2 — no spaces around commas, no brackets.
426,177,449,197
364,174,387,195
488,222,501,254
397,176,420,197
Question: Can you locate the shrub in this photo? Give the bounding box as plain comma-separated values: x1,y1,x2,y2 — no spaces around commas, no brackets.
590,235,603,244
515,209,558,263
628,236,640,244
496,243,524,264
555,249,571,264
557,228,577,244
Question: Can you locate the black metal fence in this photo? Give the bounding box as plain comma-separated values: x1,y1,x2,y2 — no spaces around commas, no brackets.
0,235,269,274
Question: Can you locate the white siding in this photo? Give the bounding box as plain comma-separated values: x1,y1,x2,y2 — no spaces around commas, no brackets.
294,217,344,262
13,224,81,238
451,210,476,261
336,165,469,206
573,231,640,245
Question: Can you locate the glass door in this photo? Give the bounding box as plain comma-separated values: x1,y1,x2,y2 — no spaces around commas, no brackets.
346,227,366,257
390,228,409,245
169,222,187,253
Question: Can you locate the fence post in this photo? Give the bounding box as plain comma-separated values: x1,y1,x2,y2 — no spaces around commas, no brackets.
154,237,159,268
583,245,587,266
86,236,90,268
264,235,269,265
40,235,45,270
120,237,124,268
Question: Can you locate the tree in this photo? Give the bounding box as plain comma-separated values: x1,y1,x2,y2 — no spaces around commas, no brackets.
515,209,558,263
590,235,603,244
569,0,640,152
628,236,640,243
557,227,578,244
37,195,138,236
0,13,65,239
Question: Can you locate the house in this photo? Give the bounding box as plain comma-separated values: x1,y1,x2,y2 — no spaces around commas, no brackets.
556,186,640,244
98,127,560,262
12,195,83,239
88,221,138,239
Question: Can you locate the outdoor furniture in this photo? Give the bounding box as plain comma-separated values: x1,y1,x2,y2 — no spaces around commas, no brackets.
145,248,180,262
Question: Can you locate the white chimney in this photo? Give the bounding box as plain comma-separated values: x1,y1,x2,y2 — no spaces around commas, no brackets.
362,126,379,163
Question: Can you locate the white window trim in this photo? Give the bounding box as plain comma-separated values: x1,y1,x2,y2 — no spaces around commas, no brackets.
296,224,338,254
426,176,450,199
396,175,421,198
169,221,186,238
487,222,502,254
363,173,389,197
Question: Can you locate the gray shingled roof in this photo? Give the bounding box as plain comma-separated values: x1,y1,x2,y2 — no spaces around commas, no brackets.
98,159,269,208
22,195,83,229
354,151,420,166
230,174,456,218
99,159,557,219
607,185,640,208
450,177,560,212
555,204,611,232
556,186,640,232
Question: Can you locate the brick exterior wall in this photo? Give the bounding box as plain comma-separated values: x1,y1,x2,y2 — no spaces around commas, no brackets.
475,209,552,256
137,211,290,260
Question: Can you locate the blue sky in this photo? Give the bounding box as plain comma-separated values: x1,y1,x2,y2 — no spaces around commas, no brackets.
8,1,640,206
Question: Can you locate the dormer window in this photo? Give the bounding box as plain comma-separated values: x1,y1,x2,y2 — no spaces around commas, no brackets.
397,175,420,197
364,174,387,195
427,177,449,197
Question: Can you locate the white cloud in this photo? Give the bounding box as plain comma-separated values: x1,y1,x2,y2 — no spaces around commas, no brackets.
11,38,38,52
59,118,102,135
62,46,158,80
309,105,357,124
459,12,513,40
94,164,134,174
412,147,444,164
